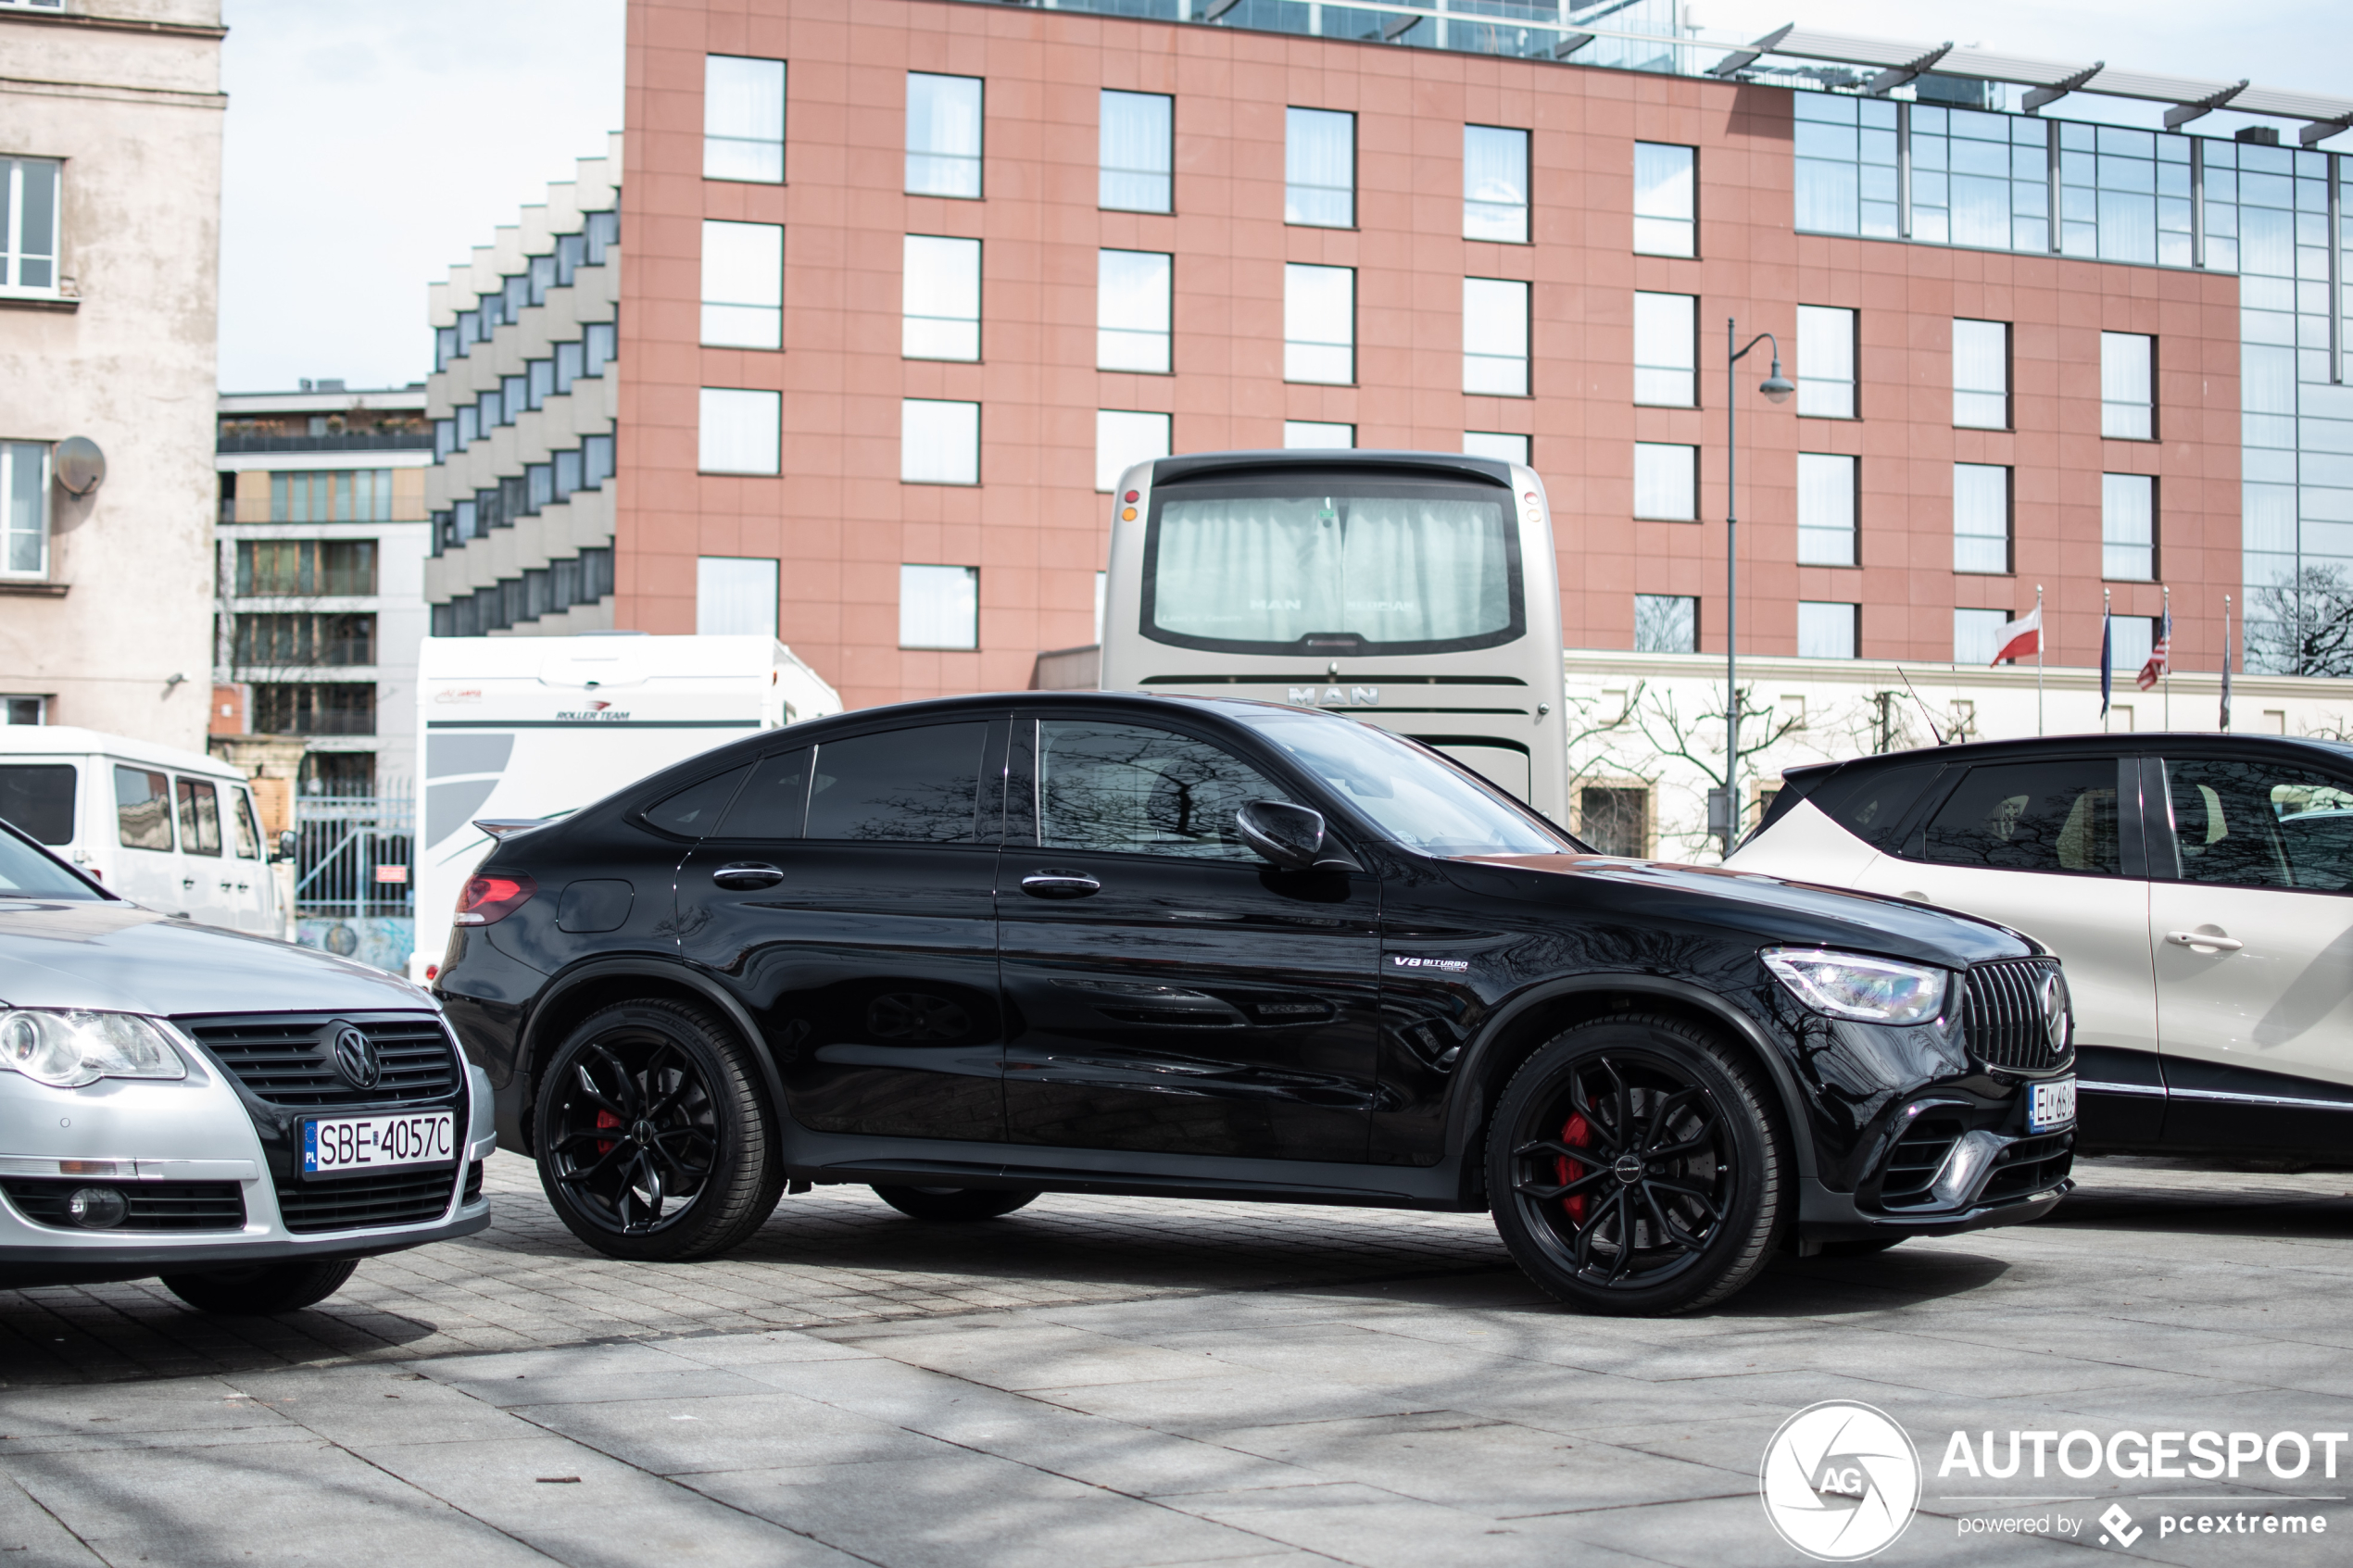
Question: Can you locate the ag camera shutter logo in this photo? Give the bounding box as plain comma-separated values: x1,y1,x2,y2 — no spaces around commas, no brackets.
1760,1401,1922,1561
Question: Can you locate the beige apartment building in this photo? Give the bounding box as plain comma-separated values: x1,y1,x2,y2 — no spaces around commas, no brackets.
0,0,224,748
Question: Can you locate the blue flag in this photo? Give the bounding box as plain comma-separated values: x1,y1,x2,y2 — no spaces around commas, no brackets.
2099,612,2112,719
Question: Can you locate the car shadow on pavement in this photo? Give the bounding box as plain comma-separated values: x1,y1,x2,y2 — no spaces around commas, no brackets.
0,1277,444,1386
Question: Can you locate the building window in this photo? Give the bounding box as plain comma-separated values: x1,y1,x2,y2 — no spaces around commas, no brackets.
584,320,616,375
1953,607,2011,664
0,157,60,292
699,387,782,475
1796,453,1857,567
2103,472,2157,581
1796,305,1856,419
1953,319,2010,429
1793,93,1899,240
3,695,45,725
1910,106,2052,253
1633,443,1696,521
1284,107,1353,228
2108,616,2158,681
1283,421,1353,450
1797,601,1859,659
528,358,553,409
1633,292,1696,406
1954,463,2012,574
1098,249,1172,373
1095,409,1170,493
900,564,978,649
901,399,979,484
500,374,526,422
250,683,375,737
1463,432,1529,465
903,234,981,360
2102,332,2155,440
704,56,786,183
1464,124,1529,243
1283,263,1353,384
906,73,983,200
1579,786,1649,856
233,613,376,668
701,220,783,349
266,470,396,525
3,441,49,579
236,540,377,596
1633,143,1695,257
1634,594,1697,653
696,557,778,637
1101,90,1172,213
1463,278,1529,396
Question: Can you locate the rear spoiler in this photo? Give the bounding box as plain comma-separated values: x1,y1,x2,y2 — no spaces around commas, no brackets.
473,818,552,842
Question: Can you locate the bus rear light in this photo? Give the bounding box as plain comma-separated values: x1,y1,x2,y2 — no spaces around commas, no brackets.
455,872,537,925
1124,490,1139,502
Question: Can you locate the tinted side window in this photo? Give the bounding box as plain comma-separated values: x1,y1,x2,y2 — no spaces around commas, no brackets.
115,766,173,852
1921,759,2120,875
176,778,222,856
1038,721,1285,860
806,725,988,844
1819,760,1944,849
647,761,754,838
0,764,75,846
716,749,812,839
2167,758,2353,891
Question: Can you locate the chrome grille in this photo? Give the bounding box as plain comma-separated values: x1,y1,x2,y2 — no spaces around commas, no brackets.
1961,959,2071,1072
176,1013,459,1108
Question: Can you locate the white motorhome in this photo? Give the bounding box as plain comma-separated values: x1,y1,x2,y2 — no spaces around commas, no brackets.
0,727,283,935
410,633,840,984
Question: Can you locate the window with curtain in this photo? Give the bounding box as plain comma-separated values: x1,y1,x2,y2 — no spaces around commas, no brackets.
1463,432,1529,465
701,220,784,349
1284,263,1353,383
2102,332,2155,439
1098,249,1172,372
906,73,983,199
1797,601,1859,659
1101,90,1173,213
1145,478,1520,655
699,387,782,475
1953,319,2010,428
1634,594,1697,653
0,157,60,291
704,56,785,182
903,235,981,360
1633,292,1696,406
269,471,396,524
2103,472,2156,580
1285,107,1354,228
1633,143,1695,256
1283,421,1353,450
1463,278,1529,396
1633,444,1696,521
1796,305,1856,418
1095,409,1171,493
900,564,979,649
901,399,979,485
3,442,48,577
1954,463,2012,573
1954,608,2011,664
1464,125,1529,243
1796,453,1857,566
697,557,779,636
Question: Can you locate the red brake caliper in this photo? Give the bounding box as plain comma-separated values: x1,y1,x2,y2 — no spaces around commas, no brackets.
1554,1112,1592,1223
594,1109,621,1157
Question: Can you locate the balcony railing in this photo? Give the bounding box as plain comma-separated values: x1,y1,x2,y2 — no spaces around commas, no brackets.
216,431,434,455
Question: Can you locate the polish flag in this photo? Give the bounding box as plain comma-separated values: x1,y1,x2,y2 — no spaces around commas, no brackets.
1990,604,2040,665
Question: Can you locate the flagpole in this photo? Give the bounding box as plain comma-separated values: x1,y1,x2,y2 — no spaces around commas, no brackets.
2036,584,2045,737
2222,594,2233,733
2101,588,2113,732
2162,584,2171,731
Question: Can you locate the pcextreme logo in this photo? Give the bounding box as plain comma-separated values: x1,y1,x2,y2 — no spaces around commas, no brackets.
1760,1401,1923,1561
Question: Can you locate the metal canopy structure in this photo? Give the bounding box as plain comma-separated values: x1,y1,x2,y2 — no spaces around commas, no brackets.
1716,23,2353,146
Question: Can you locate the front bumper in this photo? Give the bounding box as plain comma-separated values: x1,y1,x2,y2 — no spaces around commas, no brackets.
1797,1173,2071,1246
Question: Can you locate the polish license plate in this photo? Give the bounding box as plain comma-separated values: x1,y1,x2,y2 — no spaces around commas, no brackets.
2028,1077,2077,1133
303,1111,457,1176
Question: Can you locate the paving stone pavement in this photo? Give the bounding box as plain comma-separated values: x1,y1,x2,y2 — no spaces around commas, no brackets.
3,1154,2352,1567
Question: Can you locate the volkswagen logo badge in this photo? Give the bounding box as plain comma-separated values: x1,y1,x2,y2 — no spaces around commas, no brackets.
2037,972,2070,1051
329,1023,381,1089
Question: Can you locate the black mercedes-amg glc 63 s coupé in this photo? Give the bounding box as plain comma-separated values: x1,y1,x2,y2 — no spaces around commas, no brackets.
434,694,2076,1315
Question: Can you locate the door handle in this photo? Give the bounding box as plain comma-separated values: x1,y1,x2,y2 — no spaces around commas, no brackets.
711,862,785,890
181,877,195,890
1022,871,1101,899
2167,930,2244,952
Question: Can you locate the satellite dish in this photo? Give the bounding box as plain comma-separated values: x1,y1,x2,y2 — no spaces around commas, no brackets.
54,436,106,497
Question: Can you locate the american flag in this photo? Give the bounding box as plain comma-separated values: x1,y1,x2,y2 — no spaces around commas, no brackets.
2136,607,2171,691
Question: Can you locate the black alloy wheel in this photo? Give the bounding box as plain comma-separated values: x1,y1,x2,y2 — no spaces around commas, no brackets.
1488,1015,1785,1316
871,1185,1040,1222
160,1259,359,1315
535,999,781,1261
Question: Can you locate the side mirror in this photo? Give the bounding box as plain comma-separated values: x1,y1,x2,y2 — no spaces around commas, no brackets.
1236,800,1327,872
274,829,297,862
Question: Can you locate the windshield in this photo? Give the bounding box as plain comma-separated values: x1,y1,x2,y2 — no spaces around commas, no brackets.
1143,475,1522,656
0,825,105,901
1234,709,1567,857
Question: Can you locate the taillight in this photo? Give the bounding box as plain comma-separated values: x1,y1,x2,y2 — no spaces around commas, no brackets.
455,872,536,926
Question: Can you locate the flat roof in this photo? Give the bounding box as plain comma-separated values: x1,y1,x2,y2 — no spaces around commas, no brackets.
218,386,428,414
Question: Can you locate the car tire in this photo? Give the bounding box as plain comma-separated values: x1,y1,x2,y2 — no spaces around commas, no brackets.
870,1185,1040,1222
1487,1014,1786,1317
534,998,782,1262
160,1258,359,1315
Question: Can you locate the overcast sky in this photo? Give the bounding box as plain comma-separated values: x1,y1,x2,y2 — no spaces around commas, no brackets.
214,0,2347,393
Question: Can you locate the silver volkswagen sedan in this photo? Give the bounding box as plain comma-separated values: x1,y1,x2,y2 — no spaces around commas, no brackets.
0,818,493,1313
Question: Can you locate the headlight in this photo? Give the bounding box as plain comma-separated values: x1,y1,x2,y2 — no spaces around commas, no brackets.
1761,948,1949,1026
0,1010,188,1088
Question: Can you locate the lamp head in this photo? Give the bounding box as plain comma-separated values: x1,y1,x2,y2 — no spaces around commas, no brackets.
1758,359,1794,404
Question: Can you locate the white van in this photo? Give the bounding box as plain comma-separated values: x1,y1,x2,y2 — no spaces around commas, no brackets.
411,633,840,984
0,726,283,935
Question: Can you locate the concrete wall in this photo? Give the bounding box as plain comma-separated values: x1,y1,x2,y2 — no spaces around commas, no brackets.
0,2,224,750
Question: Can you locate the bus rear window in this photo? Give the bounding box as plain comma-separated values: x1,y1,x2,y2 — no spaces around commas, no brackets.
0,764,76,846
1142,476,1523,657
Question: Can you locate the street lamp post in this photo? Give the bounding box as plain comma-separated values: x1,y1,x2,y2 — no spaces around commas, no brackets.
1716,317,1793,857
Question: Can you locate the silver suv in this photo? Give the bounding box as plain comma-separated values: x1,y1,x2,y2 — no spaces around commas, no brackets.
1730,734,2353,1160
0,819,493,1313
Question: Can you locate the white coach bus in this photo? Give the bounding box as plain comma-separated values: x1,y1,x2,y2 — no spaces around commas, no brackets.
1099,450,1567,822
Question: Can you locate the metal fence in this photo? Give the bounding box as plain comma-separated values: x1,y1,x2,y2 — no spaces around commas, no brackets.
295,788,414,920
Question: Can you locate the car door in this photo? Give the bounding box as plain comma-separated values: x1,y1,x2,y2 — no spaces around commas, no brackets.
996,714,1381,1162
675,718,1007,1144
2145,751,2353,1152
108,762,189,916
1850,751,2160,1143
172,774,238,929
